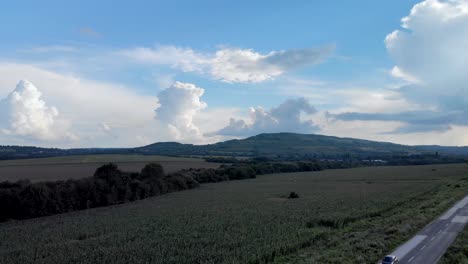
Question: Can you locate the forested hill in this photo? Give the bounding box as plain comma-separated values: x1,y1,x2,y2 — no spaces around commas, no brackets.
137,133,468,159
1,133,468,160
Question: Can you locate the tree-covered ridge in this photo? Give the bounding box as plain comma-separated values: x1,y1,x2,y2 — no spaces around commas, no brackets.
1,133,468,161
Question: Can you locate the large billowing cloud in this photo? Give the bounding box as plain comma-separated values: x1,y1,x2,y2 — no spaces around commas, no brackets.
0,63,235,146
0,80,74,141
155,82,207,140
0,63,158,147
336,0,468,134
386,0,468,111
121,45,334,83
216,98,318,136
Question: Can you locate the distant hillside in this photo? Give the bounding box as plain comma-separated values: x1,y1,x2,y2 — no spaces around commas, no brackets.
137,133,432,159
1,133,467,160
415,145,468,157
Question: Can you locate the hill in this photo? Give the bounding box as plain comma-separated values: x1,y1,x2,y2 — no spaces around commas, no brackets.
138,133,424,159
1,133,467,160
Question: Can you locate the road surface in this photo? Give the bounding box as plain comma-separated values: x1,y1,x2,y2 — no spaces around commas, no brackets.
385,195,468,264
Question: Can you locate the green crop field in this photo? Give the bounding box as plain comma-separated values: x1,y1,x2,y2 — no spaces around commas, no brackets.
0,155,220,182
0,164,467,264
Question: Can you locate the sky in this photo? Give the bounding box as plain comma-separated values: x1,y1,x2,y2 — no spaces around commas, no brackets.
0,0,467,148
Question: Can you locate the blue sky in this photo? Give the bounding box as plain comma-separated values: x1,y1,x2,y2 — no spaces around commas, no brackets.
0,0,467,147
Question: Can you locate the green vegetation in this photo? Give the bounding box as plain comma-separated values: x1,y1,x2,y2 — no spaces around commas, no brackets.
138,133,427,158
272,171,468,263
0,163,200,221
0,164,466,264
0,161,262,221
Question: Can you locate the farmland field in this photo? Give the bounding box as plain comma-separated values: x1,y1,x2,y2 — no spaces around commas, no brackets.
0,164,467,264
0,155,220,182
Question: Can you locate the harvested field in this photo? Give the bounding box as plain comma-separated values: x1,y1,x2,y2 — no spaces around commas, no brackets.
0,155,220,182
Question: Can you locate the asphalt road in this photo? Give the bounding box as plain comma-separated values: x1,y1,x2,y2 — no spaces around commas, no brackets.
387,195,468,264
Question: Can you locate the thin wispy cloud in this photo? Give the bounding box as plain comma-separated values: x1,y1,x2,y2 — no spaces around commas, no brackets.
79,27,102,38
120,44,335,83
18,45,78,54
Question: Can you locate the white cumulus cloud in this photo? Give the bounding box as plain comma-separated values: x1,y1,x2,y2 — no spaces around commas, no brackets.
0,80,74,141
386,0,468,111
0,63,158,147
216,98,318,136
336,0,468,135
155,82,207,140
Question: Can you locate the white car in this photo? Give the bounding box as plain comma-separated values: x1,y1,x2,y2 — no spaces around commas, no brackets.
381,255,399,264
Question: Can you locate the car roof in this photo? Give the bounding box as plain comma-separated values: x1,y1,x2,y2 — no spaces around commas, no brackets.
384,255,397,259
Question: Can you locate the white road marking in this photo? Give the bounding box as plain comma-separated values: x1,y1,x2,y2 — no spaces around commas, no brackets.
384,195,468,263
439,196,468,220
391,235,427,259
451,215,468,224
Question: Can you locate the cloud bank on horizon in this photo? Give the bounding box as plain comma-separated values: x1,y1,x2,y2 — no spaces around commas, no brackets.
216,98,318,137
0,0,467,147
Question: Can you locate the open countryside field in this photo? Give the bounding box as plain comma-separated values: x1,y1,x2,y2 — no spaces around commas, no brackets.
0,164,467,264
0,155,220,182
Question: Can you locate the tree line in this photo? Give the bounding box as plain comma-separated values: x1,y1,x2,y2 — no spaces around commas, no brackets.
0,162,258,222
1,157,457,222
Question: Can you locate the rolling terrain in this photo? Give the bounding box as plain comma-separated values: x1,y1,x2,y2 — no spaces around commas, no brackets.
2,133,468,161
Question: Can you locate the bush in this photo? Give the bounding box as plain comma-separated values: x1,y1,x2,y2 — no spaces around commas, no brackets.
140,163,165,180
288,192,299,199
218,166,256,180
